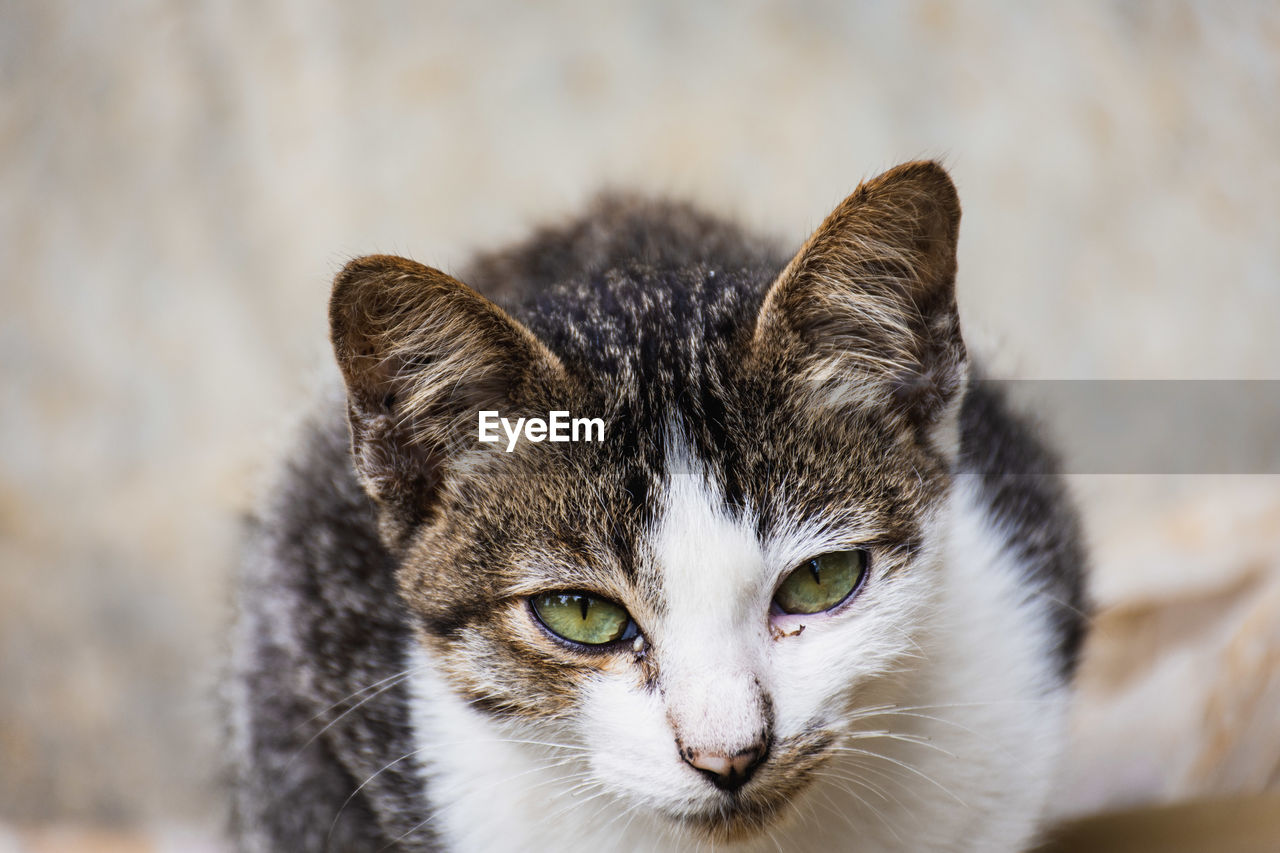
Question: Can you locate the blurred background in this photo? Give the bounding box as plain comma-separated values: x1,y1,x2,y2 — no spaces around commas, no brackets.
2,1,1278,849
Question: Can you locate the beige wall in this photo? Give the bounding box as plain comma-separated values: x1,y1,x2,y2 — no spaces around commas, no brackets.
1,0,1277,835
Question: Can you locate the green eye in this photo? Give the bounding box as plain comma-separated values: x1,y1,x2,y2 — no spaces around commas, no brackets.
774,550,868,615
530,592,635,646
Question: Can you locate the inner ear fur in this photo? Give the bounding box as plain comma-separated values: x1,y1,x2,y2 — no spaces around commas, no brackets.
330,254,564,543
753,160,967,426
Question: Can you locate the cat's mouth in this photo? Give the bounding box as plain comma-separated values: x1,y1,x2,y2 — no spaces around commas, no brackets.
668,733,833,843
673,784,807,843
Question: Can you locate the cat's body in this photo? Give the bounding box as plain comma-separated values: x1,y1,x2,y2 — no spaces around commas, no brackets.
230,163,1086,852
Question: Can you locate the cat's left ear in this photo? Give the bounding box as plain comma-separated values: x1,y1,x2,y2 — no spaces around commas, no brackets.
753,160,967,430
330,255,566,547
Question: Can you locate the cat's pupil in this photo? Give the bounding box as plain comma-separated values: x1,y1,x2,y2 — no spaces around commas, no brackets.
809,560,822,586
578,595,590,620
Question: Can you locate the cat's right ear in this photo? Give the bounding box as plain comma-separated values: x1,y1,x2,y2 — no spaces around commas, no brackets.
752,161,967,431
330,255,564,546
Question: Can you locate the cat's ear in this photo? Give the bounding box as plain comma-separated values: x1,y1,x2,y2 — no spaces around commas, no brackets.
330,255,564,545
753,161,966,429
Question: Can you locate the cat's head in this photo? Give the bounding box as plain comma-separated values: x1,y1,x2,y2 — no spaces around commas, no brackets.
330,162,966,841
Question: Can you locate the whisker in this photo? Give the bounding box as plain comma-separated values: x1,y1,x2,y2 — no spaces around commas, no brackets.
839,729,957,759
327,746,428,849
328,728,595,846
834,744,968,808
377,761,589,851
811,769,904,845
292,663,428,735
845,698,1055,719
290,665,428,766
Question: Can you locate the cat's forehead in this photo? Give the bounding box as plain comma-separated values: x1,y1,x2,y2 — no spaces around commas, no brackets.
520,261,766,385
460,380,936,578
480,419,927,591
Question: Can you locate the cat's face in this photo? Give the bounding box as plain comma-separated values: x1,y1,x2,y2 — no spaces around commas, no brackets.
330,162,965,841
399,404,953,840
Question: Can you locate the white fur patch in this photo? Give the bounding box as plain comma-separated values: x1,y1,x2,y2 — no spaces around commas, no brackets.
647,446,771,756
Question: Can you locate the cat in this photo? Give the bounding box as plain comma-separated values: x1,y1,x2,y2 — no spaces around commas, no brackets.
229,161,1087,852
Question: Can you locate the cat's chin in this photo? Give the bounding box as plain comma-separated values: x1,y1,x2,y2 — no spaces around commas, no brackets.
675,803,790,844
666,784,807,844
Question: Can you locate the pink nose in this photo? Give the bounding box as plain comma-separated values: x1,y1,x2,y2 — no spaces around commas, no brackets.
682,744,766,791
